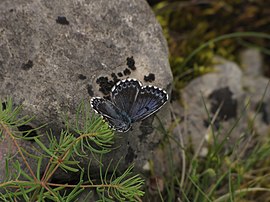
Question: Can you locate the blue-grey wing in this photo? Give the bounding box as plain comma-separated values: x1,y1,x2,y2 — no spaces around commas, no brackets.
111,78,142,115
91,97,131,132
129,85,168,122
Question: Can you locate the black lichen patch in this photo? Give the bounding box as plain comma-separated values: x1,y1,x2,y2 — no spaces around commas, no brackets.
123,68,131,76
126,56,136,70
56,16,70,25
125,147,137,164
87,84,94,97
208,87,237,121
78,74,86,80
111,73,120,83
21,60,33,70
256,102,269,124
17,124,38,140
203,119,221,130
96,76,115,95
117,72,123,77
2,102,7,110
144,73,155,82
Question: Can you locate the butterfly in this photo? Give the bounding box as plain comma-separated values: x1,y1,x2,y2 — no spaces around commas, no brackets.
90,78,168,132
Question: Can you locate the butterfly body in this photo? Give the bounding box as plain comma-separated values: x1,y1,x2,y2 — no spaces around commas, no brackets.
91,78,168,132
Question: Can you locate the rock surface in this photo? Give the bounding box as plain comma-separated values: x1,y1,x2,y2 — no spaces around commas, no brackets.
0,0,173,187
173,51,270,158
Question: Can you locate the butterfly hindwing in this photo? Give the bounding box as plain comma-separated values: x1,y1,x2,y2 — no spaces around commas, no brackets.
111,78,142,115
129,85,168,122
90,97,131,132
91,78,168,132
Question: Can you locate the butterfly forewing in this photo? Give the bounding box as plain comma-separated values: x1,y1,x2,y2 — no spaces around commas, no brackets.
90,97,131,132
129,85,168,122
111,79,141,114
91,78,169,132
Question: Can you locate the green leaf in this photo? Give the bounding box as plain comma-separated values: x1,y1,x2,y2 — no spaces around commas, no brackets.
34,137,58,159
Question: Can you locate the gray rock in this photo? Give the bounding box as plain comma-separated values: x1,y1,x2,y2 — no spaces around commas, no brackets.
179,58,243,152
241,49,270,137
176,55,270,156
179,57,243,149
0,130,39,183
0,0,172,187
240,48,263,77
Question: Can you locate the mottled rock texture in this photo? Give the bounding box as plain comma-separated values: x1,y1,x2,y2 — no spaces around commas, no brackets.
0,0,173,183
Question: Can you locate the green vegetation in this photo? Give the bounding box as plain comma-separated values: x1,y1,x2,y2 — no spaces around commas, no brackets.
1,1,270,201
153,0,270,89
0,99,144,201
140,1,270,201
141,82,270,201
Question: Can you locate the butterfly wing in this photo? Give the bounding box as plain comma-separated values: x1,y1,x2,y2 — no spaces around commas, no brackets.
90,97,131,132
111,78,142,114
129,85,168,122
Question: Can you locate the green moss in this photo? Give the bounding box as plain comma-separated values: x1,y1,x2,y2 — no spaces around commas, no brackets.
153,0,270,88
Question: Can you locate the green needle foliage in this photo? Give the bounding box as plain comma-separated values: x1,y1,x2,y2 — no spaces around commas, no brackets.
0,98,144,201
0,98,34,136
